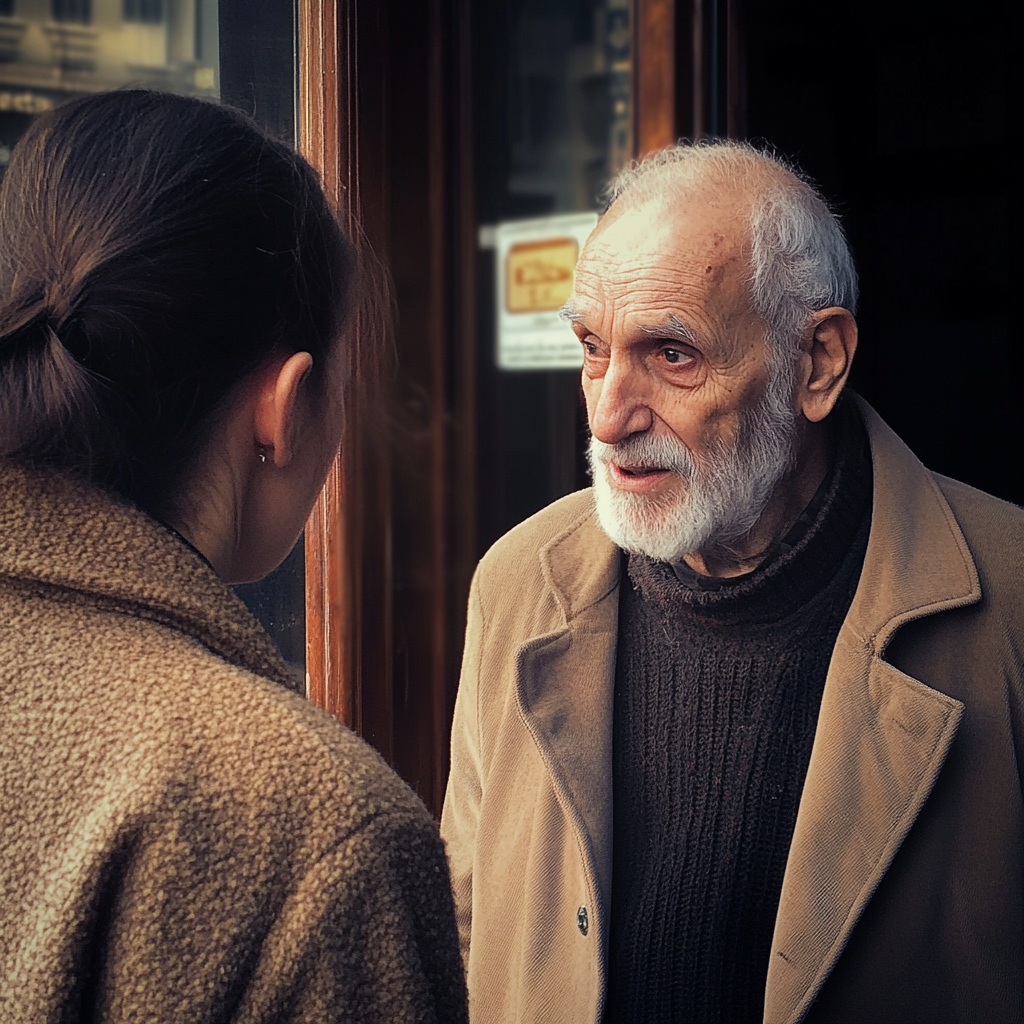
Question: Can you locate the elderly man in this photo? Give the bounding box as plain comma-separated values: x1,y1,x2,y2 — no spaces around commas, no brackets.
442,141,1024,1024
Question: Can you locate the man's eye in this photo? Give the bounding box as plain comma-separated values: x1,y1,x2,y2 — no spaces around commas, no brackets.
663,347,691,365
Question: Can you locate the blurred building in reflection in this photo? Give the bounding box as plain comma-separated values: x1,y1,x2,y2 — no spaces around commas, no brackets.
0,0,218,174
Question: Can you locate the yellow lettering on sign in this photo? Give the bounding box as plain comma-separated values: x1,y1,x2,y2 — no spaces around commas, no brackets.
506,237,578,313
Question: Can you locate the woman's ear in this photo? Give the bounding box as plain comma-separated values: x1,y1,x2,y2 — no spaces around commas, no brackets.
253,352,314,467
797,307,858,423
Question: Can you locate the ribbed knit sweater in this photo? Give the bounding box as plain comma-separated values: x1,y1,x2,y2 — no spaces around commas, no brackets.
603,403,872,1024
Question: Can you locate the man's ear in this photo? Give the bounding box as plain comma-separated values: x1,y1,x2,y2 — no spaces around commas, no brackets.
797,307,857,423
253,352,315,467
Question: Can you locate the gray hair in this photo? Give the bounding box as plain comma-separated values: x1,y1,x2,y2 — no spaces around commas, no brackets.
603,140,858,359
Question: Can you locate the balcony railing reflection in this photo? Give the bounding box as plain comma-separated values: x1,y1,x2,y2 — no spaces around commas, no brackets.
0,1,216,97
0,0,217,177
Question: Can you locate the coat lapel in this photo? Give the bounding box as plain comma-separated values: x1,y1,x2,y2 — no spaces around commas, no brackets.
513,507,621,958
765,400,981,1023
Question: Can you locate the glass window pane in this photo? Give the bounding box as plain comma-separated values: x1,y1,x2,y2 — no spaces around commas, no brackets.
474,0,632,551
233,537,306,682
216,0,302,681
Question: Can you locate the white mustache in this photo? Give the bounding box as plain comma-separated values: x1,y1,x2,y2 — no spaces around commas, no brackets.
590,432,698,479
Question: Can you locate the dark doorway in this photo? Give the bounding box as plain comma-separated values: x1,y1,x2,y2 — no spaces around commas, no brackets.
741,0,1017,504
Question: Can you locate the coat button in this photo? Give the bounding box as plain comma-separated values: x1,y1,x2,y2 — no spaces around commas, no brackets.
577,905,589,936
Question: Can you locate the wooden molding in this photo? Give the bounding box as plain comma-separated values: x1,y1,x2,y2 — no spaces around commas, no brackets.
635,0,677,155
304,459,350,722
298,0,352,226
686,0,745,139
299,0,358,730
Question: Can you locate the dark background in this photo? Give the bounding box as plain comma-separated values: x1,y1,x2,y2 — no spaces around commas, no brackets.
472,0,600,553
743,0,1017,507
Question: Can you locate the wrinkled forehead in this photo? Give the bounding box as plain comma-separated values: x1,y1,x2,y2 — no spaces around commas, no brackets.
571,192,753,315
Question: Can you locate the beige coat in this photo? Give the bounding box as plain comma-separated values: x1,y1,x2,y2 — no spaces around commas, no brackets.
0,462,468,1023
441,399,1024,1024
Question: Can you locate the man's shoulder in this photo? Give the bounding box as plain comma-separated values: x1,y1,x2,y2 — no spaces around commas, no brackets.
932,472,1024,534
930,472,1024,594
857,395,1023,597
478,488,598,575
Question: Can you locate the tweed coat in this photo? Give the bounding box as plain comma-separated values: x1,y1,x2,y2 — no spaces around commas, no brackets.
0,462,468,1024
441,398,1024,1024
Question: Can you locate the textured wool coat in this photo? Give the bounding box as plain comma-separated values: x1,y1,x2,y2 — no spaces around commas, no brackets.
0,462,468,1024
441,398,1024,1024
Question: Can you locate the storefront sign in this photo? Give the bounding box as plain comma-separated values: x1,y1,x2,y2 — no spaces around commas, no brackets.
495,211,598,370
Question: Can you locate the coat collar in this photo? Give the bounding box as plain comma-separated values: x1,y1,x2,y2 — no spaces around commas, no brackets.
0,460,298,692
539,500,620,625
842,397,981,651
514,399,982,1024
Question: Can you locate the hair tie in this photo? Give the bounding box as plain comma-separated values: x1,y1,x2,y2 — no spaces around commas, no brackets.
41,305,87,363
43,290,72,329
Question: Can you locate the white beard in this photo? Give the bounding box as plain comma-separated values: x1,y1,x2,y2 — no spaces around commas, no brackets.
588,357,799,564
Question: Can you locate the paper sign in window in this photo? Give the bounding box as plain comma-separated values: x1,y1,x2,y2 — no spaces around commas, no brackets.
494,211,597,370
505,238,578,314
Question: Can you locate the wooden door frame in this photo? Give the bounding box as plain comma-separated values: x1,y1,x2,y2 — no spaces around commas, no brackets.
294,0,737,817
298,0,397,760
636,0,678,153
298,0,366,737
296,0,475,818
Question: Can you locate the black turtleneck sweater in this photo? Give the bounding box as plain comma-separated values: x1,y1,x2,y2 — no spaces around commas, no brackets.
603,401,873,1024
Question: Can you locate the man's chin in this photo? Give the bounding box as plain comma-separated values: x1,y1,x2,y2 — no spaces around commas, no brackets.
593,478,708,563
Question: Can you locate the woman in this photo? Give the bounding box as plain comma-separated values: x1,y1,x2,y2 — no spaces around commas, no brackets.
0,91,467,1023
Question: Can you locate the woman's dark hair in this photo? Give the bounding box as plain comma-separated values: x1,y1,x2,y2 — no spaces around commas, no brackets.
0,90,354,517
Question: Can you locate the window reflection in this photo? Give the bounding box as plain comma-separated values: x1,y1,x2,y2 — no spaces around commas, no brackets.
0,0,217,177
504,0,632,216
234,540,305,684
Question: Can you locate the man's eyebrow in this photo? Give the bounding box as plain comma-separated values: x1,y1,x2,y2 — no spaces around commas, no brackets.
638,314,700,346
559,300,584,326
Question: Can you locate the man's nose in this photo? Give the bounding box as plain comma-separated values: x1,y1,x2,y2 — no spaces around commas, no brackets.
587,358,653,445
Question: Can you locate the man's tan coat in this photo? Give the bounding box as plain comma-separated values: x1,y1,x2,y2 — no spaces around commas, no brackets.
442,400,1024,1024
1,463,468,1023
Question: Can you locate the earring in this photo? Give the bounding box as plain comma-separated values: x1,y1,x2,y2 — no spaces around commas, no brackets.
258,452,267,464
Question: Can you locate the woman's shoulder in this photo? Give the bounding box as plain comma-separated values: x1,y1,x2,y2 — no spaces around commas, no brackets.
2,543,461,1024
4,577,426,840
1,461,437,883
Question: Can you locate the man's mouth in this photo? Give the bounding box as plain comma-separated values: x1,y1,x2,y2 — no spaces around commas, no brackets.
607,462,674,492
